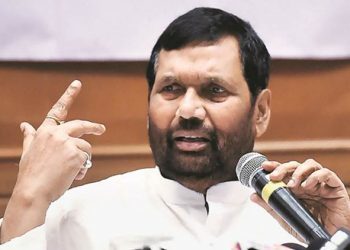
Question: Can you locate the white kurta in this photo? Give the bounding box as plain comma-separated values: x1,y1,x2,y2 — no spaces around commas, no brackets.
0,167,298,250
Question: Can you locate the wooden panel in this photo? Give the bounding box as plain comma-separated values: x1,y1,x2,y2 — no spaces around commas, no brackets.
0,198,8,218
264,59,350,140
0,62,150,148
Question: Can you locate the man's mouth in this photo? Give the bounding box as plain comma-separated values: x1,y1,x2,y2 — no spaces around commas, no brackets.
173,134,210,152
174,136,210,142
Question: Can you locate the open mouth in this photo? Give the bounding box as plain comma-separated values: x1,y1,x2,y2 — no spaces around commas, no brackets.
174,136,210,142
173,136,210,152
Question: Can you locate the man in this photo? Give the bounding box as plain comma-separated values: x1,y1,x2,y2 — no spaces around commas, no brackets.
1,7,350,250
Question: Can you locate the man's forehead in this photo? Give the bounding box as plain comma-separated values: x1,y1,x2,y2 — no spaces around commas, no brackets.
173,33,240,47
154,36,243,83
156,36,240,65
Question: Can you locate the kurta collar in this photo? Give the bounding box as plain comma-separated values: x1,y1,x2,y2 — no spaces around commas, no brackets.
153,166,253,206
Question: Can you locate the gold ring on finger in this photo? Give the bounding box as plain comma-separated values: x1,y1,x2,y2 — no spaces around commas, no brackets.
46,115,64,125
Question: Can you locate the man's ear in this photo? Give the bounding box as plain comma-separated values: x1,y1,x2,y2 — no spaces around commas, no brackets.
253,89,271,138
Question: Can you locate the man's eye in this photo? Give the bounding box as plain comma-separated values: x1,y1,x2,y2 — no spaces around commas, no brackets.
159,84,183,99
210,85,225,94
208,84,228,95
205,84,229,102
162,85,175,92
161,84,181,93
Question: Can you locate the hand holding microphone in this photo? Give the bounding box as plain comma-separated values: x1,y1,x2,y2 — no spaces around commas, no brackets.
236,152,350,243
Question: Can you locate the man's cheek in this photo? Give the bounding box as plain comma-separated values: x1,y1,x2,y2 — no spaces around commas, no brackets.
150,114,173,131
211,131,223,150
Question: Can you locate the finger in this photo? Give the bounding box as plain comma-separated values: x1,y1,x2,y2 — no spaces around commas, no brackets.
268,161,300,182
61,120,106,138
250,193,280,220
73,138,92,180
322,170,344,188
43,80,82,126
302,168,343,189
20,122,36,155
72,137,92,155
251,193,302,242
75,147,91,169
261,161,280,171
75,168,88,181
288,159,322,188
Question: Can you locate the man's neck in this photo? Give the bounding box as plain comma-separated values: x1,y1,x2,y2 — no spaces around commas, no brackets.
158,167,238,193
176,178,219,194
162,173,236,194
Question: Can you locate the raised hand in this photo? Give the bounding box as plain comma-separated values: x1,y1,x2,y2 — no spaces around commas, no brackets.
251,159,350,241
1,80,105,243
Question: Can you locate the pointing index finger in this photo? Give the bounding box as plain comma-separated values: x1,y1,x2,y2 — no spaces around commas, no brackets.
43,80,82,126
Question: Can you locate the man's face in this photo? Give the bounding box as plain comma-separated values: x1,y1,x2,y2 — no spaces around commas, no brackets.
148,36,257,185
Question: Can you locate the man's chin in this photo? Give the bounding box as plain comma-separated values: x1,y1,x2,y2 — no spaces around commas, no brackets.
162,154,217,178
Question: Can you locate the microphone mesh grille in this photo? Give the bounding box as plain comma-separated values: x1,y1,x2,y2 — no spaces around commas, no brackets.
236,152,267,187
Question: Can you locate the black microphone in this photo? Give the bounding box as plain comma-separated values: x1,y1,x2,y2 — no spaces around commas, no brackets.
236,152,330,243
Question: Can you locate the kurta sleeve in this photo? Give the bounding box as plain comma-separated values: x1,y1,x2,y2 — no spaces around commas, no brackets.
0,219,47,250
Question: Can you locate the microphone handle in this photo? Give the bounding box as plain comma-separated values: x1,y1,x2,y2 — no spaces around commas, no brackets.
251,170,330,243
269,188,330,242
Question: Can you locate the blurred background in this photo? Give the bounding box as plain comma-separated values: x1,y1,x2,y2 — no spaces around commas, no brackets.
1,0,350,217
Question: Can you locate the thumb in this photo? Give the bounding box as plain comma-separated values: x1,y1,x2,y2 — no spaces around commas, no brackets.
250,193,281,221
251,193,303,242
20,122,36,154
251,193,270,210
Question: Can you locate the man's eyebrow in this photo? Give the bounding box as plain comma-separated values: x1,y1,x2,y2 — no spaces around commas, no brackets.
204,76,230,87
203,76,239,92
158,75,179,84
157,75,237,91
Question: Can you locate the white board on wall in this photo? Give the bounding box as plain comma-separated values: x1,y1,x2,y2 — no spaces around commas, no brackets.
0,0,349,61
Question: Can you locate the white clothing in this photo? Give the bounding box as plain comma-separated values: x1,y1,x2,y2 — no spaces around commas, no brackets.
0,167,298,250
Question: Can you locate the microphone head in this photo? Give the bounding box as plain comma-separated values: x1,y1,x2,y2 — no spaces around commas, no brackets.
236,152,267,187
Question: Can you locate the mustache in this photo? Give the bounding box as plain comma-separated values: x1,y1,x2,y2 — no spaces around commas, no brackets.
166,117,218,149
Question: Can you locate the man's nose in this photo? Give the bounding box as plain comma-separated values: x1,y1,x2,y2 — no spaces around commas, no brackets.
175,88,206,120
